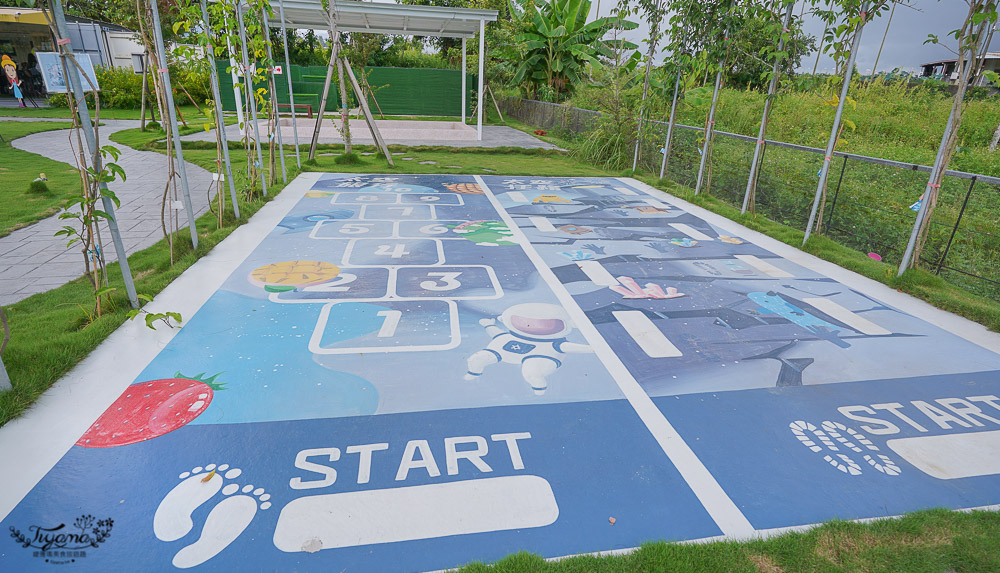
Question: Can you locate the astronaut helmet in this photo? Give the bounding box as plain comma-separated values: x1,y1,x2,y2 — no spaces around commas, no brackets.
500,303,574,339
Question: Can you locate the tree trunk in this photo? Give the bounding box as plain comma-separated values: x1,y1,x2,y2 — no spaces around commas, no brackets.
898,10,991,274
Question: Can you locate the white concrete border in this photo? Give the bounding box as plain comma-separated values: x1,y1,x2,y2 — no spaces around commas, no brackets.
0,173,320,522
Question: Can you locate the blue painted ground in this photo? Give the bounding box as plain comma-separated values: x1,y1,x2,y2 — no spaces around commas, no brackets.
3,174,1000,571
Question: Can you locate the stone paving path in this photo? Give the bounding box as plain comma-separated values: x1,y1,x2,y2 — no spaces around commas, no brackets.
0,117,555,306
0,119,215,305
182,120,562,150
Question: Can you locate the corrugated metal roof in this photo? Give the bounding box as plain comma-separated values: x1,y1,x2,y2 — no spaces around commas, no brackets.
921,52,1000,67
275,0,497,38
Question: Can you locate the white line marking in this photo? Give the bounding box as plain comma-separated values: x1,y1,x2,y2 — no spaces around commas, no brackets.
734,254,794,278
613,311,683,358
614,186,639,196
528,216,557,232
475,175,755,537
508,191,529,202
273,475,558,552
802,298,891,335
888,430,1000,480
643,197,669,208
309,299,461,354
669,223,713,241
576,260,619,287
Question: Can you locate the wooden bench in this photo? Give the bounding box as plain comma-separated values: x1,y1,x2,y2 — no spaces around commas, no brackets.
277,102,314,118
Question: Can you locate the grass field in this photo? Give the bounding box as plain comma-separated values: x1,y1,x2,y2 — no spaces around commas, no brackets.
457,509,1000,572
0,120,80,237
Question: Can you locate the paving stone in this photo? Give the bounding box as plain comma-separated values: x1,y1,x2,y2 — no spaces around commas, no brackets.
0,119,216,305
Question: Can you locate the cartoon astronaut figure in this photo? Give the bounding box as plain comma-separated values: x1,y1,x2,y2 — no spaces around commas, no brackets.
464,303,593,395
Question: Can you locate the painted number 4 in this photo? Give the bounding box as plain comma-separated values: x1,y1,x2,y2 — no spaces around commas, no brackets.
419,272,462,291
375,244,411,258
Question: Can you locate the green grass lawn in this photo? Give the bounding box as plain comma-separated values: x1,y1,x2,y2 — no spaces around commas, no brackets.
457,509,1000,572
0,105,208,122
0,120,80,237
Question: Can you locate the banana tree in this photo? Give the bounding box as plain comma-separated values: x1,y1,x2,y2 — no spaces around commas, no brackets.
511,0,633,98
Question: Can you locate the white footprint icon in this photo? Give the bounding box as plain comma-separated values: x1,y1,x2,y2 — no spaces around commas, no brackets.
153,464,271,569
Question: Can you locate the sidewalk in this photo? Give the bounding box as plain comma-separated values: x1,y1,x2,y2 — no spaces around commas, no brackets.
181,119,562,149
0,119,215,305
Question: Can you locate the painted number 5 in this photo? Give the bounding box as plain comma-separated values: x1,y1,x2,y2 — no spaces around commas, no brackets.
419,272,462,291
339,223,373,234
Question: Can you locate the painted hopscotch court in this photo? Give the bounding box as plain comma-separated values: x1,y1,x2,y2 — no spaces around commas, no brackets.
3,173,1000,571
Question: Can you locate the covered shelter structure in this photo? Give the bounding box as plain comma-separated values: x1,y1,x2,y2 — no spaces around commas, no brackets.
273,0,498,141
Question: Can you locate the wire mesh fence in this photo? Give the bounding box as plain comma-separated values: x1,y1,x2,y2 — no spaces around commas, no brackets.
500,96,1000,302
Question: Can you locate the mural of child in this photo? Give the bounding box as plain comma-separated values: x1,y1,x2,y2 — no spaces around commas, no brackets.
2,55,23,107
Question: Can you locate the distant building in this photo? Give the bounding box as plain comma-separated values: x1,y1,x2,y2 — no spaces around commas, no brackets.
0,8,143,72
920,52,1000,85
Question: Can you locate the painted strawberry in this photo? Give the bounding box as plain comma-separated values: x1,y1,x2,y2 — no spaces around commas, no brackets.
76,372,225,448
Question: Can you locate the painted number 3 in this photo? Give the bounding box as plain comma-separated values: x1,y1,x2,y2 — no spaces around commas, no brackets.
790,420,901,477
419,272,462,291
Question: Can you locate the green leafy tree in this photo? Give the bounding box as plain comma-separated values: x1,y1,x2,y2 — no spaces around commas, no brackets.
511,0,632,99
900,0,998,273
726,8,815,89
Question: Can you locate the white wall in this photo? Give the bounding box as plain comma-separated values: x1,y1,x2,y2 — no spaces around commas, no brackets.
106,31,144,71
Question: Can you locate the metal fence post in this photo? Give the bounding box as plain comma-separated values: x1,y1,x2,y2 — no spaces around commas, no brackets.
261,7,287,183
50,0,139,308
754,141,767,196
825,155,849,228
935,176,976,275
277,0,301,168
149,0,200,249
201,0,240,220
804,0,868,245
235,1,268,195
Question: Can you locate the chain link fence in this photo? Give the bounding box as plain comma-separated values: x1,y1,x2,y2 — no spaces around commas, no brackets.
501,96,1000,302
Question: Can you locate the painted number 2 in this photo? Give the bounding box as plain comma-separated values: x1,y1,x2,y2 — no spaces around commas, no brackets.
419,272,462,291
376,310,402,337
375,244,411,258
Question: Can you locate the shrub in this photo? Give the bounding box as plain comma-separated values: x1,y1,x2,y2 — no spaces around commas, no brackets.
333,152,363,165
46,62,210,110
170,61,211,108
28,180,50,194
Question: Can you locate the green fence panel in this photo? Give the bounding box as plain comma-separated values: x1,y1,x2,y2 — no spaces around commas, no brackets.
215,60,476,116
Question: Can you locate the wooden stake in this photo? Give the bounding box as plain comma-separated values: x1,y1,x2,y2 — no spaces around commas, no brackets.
342,58,394,167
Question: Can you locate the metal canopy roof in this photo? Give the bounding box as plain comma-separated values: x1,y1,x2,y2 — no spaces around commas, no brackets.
275,0,498,38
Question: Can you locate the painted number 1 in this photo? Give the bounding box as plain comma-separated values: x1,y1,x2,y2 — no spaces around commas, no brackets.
375,244,411,258
419,272,462,291
376,310,402,337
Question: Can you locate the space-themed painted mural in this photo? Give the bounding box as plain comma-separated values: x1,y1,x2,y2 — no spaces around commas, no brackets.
3,174,999,571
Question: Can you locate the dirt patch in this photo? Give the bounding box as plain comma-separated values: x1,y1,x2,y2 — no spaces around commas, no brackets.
746,552,784,573
814,527,953,566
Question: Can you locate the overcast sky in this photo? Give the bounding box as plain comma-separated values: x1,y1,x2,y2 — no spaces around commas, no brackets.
589,0,1000,74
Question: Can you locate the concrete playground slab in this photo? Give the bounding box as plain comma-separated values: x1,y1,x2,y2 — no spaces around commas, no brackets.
1,174,999,571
